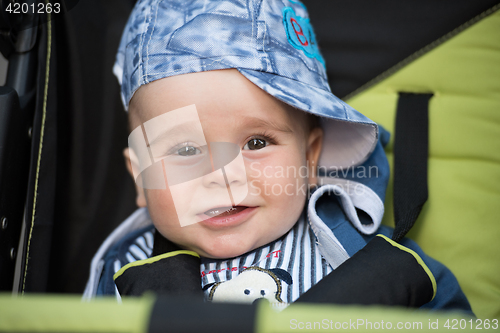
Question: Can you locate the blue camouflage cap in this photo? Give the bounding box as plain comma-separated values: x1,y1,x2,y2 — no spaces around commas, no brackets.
114,0,378,169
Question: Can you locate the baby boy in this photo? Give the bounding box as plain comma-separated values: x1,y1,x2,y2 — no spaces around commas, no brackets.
85,0,472,312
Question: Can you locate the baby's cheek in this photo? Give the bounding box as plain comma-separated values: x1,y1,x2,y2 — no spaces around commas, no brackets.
246,156,307,195
265,174,307,213
244,161,265,198
277,174,307,206
272,158,309,215
145,188,180,227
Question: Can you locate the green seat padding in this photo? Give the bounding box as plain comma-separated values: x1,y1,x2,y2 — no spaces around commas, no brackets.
348,9,500,319
0,294,475,332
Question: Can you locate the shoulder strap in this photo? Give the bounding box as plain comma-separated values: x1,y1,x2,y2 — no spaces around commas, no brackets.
392,92,432,242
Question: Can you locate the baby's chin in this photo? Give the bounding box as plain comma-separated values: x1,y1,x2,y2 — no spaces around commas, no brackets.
190,227,293,259
194,239,263,259
197,246,253,260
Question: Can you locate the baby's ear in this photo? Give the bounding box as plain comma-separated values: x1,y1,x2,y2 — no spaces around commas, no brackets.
306,127,323,187
123,148,147,207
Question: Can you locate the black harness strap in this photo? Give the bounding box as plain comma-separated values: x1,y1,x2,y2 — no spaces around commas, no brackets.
392,93,433,242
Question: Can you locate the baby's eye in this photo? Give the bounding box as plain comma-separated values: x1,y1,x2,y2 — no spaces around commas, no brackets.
176,146,201,156
244,138,267,150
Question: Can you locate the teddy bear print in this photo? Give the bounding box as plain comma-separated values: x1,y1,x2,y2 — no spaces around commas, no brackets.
205,267,293,305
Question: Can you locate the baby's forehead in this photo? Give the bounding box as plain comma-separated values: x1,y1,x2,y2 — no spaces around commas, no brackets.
128,69,314,135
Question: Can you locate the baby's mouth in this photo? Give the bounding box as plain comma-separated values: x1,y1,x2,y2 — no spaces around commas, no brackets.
204,206,248,217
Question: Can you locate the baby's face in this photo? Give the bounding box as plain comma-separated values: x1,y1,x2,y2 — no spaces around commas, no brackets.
126,69,322,258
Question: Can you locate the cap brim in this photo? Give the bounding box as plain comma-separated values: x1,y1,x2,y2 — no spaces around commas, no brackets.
238,68,378,169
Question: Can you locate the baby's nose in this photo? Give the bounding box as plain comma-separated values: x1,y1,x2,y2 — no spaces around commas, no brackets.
201,167,229,189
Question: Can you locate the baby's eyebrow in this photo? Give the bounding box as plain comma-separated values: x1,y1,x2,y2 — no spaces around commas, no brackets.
146,121,205,146
240,116,294,134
